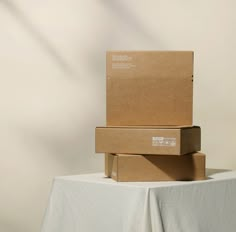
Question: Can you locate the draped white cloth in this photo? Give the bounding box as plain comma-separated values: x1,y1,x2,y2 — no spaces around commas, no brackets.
41,170,236,232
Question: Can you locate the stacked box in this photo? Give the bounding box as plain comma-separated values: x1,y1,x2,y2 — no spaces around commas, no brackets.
105,153,205,181
95,51,206,181
106,51,193,126
96,126,201,155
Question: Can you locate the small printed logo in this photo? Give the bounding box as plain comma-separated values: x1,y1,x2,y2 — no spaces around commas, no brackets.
112,55,132,62
152,137,164,141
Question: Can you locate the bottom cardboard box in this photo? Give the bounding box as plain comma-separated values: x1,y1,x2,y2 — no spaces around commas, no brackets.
105,153,206,182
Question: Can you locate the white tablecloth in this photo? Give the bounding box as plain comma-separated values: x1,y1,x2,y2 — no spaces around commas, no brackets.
41,170,236,232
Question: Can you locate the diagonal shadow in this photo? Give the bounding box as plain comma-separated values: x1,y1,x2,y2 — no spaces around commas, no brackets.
100,0,160,45
1,0,77,77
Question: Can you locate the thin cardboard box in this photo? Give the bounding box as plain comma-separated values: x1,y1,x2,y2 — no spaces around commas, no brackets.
96,126,200,155
106,51,193,126
106,153,206,182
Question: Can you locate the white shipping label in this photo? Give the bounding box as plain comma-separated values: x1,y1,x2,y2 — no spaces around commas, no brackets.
152,137,176,147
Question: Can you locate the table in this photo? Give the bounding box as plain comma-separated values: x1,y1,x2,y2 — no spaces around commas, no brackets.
41,169,236,232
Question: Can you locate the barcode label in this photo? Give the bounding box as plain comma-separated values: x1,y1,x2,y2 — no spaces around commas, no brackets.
152,137,176,147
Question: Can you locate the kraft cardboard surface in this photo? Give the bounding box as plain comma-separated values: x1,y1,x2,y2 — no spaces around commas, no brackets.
105,153,114,177
96,126,200,155
107,153,206,182
106,51,193,126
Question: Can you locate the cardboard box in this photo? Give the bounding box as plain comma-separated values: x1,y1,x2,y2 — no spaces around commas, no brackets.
106,153,205,182
105,153,114,177
96,126,200,155
106,51,193,126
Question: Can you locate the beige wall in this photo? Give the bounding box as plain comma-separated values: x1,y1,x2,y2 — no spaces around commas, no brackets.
0,0,236,231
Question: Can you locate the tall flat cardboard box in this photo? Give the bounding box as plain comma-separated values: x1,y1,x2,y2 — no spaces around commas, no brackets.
96,126,200,155
107,51,193,126
106,153,205,182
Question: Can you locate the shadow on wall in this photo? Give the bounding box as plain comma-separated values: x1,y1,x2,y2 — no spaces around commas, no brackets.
85,0,161,85
16,120,99,174
1,0,77,77
0,220,25,232
100,0,158,44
